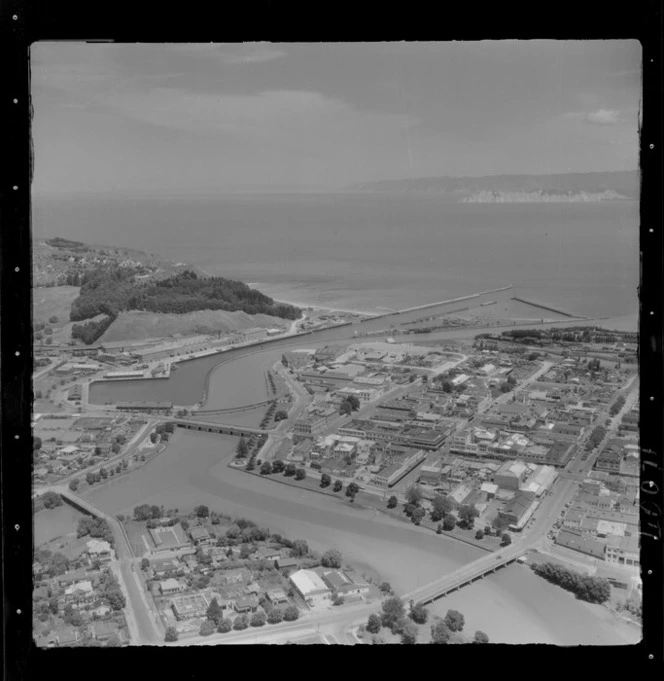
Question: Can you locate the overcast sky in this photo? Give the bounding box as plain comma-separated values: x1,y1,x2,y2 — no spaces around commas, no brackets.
31,41,641,194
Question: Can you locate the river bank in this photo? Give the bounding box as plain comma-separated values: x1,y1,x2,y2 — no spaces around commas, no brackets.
79,428,640,645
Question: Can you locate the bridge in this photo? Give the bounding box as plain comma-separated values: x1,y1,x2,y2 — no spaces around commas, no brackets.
195,396,285,416
403,544,530,606
173,418,270,438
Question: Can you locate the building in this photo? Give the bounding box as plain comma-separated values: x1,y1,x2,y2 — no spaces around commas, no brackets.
555,528,606,559
282,351,312,370
233,595,260,613
289,569,332,606
149,557,181,577
321,570,371,597
494,460,530,491
372,449,427,488
170,593,211,620
499,490,537,530
159,578,182,595
67,384,83,401
275,557,299,572
86,539,114,563
595,448,622,473
265,588,290,606
189,527,213,547
216,568,252,586
148,524,189,554
605,534,640,567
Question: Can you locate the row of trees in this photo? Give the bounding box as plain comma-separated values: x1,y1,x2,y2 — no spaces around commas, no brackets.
531,562,611,604
70,268,301,323
33,491,64,512
609,394,626,417
259,459,307,481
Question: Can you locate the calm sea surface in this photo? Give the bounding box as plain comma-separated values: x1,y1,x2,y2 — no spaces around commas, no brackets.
33,193,639,318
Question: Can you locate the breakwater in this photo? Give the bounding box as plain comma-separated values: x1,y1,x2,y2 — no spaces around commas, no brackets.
511,296,585,319
368,285,513,321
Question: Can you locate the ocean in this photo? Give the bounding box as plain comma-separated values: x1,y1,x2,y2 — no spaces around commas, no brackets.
33,193,639,319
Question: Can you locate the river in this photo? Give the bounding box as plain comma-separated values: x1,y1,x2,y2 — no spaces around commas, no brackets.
80,428,641,645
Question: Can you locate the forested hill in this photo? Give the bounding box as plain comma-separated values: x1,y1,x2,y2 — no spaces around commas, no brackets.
71,269,300,324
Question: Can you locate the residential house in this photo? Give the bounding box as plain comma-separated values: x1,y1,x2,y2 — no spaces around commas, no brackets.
159,578,182,595
233,595,260,614
55,627,81,647
216,568,252,586
321,570,371,597
86,539,113,563
189,527,213,547
170,593,211,620
89,620,119,642
265,588,290,606
89,599,112,617
275,557,299,573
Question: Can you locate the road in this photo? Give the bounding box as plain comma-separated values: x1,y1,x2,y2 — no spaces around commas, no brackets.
47,486,162,645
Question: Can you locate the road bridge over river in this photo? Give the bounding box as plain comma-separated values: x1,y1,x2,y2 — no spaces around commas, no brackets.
403,544,530,606
173,418,270,437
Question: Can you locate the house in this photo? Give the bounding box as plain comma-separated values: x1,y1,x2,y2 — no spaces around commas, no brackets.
289,569,332,606
253,546,281,562
86,539,113,563
159,578,182,595
89,599,112,617
189,526,213,547
233,595,260,614
89,620,119,642
64,580,95,606
265,588,290,606
216,568,252,586
149,557,182,578
148,524,189,554
321,570,371,597
275,557,299,573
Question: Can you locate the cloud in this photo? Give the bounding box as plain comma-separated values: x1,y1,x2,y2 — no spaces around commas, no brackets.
585,109,620,125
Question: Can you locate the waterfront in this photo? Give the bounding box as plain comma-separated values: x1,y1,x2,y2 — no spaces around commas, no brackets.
80,428,640,645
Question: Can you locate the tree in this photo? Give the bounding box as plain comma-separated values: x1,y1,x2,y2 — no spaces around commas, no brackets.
333,480,343,492
339,400,352,416
412,507,426,525
320,473,332,488
251,611,267,627
272,459,286,474
431,495,454,522
442,514,456,532
206,597,223,625
292,539,309,557
346,482,360,497
33,435,42,452
68,479,79,492
295,468,306,481
379,582,393,595
405,485,423,506
267,608,284,624
381,597,405,628
274,410,288,422
458,504,479,529
236,437,249,458
410,603,429,624
233,614,249,630
366,613,382,634
501,533,512,546
283,605,299,621
444,609,465,633
212,617,230,633
321,549,343,568
475,529,484,540
387,496,398,509
200,619,216,636
195,504,210,518
332,593,345,606
430,620,451,644
260,461,273,475
150,432,158,444
474,630,490,644
164,626,178,642
140,558,150,571
283,462,296,477
49,315,59,324
45,337,53,345
99,467,108,479
86,471,96,485
400,621,419,644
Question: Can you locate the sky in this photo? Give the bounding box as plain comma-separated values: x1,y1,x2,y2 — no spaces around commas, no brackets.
31,41,641,194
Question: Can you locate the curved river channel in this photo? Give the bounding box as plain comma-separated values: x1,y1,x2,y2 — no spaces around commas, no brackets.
82,306,639,645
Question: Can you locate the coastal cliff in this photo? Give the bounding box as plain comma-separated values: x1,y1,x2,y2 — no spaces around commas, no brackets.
461,189,628,203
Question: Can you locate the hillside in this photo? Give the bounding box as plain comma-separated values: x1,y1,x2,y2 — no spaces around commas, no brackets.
345,171,639,201
99,309,291,343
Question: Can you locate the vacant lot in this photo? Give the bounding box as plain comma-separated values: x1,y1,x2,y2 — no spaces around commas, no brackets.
100,309,290,343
